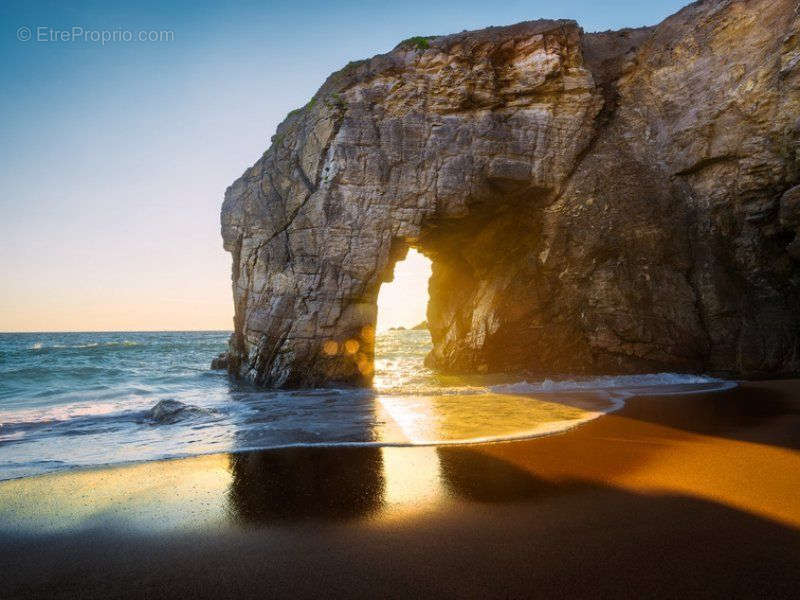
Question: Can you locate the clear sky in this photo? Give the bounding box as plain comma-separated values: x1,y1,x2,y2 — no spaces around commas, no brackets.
0,0,690,332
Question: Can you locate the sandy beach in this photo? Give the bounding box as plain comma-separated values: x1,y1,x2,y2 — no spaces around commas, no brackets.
1,380,798,599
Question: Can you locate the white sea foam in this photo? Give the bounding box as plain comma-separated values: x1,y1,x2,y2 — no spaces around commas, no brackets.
490,372,729,396
0,401,131,425
28,340,139,351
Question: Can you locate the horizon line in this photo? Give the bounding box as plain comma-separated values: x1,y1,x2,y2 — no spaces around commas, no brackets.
0,329,234,335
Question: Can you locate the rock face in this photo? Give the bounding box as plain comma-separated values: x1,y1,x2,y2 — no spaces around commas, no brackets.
219,0,800,387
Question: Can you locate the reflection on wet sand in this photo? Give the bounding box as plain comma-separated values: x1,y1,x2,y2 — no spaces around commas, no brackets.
224,445,588,523
227,447,384,523
226,446,452,523
222,389,616,523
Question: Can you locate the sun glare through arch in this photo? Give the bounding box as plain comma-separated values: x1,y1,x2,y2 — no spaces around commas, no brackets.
376,248,432,333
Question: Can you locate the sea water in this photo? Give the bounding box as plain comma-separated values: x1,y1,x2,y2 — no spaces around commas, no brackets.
0,330,731,480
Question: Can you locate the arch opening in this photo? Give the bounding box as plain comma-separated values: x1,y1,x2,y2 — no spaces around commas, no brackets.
376,248,432,334
373,248,433,392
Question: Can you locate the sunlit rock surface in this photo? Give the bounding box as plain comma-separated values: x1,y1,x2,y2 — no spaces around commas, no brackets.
219,0,800,387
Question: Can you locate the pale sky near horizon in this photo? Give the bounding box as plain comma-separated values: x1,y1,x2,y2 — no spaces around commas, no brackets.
0,0,689,332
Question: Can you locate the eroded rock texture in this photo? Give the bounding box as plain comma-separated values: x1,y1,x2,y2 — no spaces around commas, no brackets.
220,0,800,387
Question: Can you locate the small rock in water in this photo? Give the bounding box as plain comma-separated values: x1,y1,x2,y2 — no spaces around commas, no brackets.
146,399,210,424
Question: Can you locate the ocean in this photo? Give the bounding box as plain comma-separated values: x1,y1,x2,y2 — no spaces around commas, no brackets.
0,329,731,480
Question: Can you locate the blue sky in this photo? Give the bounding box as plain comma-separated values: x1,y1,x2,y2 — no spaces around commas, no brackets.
0,0,689,331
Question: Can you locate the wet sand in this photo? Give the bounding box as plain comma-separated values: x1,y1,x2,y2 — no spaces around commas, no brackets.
1,381,799,599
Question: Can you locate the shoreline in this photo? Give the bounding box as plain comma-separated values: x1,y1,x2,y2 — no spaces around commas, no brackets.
1,379,798,598
0,379,735,483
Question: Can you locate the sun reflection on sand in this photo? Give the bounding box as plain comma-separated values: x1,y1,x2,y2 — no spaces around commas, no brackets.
380,446,443,512
467,407,800,529
0,454,233,534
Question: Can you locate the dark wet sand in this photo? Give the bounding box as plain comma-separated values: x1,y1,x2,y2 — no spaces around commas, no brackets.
1,381,799,599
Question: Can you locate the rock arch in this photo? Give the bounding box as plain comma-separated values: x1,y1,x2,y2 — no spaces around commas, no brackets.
218,1,800,387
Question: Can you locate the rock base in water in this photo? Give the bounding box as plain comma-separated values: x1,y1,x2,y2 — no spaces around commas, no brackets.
210,353,229,371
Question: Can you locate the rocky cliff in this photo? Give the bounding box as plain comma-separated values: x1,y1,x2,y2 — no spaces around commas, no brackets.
218,0,800,387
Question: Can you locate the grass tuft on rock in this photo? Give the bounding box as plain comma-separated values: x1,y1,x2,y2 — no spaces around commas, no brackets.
400,36,432,51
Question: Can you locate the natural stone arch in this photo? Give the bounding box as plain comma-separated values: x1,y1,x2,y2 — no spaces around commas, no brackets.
218,3,800,387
